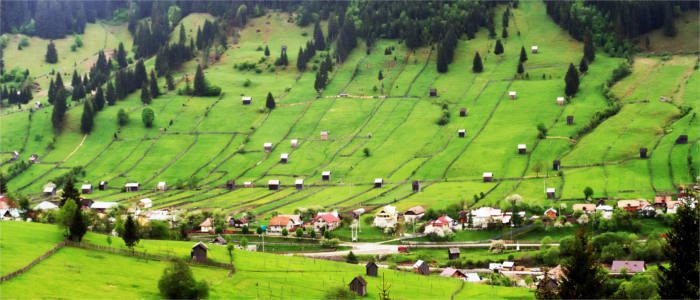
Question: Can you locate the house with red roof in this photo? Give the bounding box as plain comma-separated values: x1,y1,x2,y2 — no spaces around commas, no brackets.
312,213,340,231
611,261,646,273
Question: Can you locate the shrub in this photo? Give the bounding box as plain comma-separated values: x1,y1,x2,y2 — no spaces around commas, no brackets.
158,259,209,299
117,109,129,126
141,107,154,127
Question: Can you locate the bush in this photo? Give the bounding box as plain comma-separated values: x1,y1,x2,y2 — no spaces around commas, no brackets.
141,107,155,127
606,62,632,87
117,109,129,126
323,286,356,300
158,259,209,299
243,78,252,87
321,238,340,248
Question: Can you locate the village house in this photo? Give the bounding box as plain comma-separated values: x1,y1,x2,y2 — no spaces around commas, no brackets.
470,207,502,228
227,216,248,228
90,201,119,212
654,195,672,208
349,276,367,296
279,214,302,227
0,207,21,220
199,217,214,233
596,205,614,219
544,208,557,220
191,242,208,263
465,273,481,283
34,201,58,211
43,183,56,196
413,260,430,275
502,261,515,271
617,200,641,212
489,263,503,272
312,213,340,231
268,215,294,233
440,267,466,279
666,201,680,214
572,203,596,214
611,261,646,273
373,205,397,228
146,210,174,223
81,184,92,194
424,216,453,234
403,205,425,223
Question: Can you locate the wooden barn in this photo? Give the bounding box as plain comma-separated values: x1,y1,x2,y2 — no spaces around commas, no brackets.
125,182,140,192
459,108,466,117
366,262,378,277
349,276,367,296
676,135,688,144
157,181,167,191
566,115,574,125
191,242,208,263
226,180,235,190
374,178,384,188
553,160,561,171
320,131,328,140
531,46,538,53
268,180,280,190
264,143,273,152
98,181,108,190
322,171,331,181
547,188,556,199
429,88,437,97
640,148,648,158
557,97,565,105
81,184,92,194
413,260,429,275
280,153,289,163
458,129,466,138
509,91,516,99
483,172,493,182
291,139,299,148
295,179,304,190
242,96,252,105
518,144,527,154
448,248,460,260
412,180,421,192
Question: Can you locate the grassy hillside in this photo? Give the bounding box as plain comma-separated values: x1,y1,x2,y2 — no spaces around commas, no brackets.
0,222,533,299
1,1,698,224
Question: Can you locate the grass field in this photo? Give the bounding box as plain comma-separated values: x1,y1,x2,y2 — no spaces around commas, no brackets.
2,1,698,229
0,222,534,299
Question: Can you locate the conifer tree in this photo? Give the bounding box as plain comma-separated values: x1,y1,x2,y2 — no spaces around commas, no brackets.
583,32,595,63
48,79,55,104
166,74,175,90
378,70,383,81
517,61,524,75
296,47,306,71
437,45,448,73
179,24,187,46
149,70,160,99
122,215,140,251
134,59,147,88
579,57,588,73
60,176,80,207
51,83,67,130
69,205,87,241
519,46,528,62
117,42,127,69
472,52,483,73
346,251,358,264
265,92,275,110
80,98,94,134
264,45,270,56
71,74,84,101
106,82,116,106
558,226,607,299
45,41,58,63
662,2,677,37
141,83,151,104
494,40,504,55
94,86,105,111
193,65,206,96
656,196,699,298
564,63,580,97
502,27,508,38
313,20,326,50
0,173,7,194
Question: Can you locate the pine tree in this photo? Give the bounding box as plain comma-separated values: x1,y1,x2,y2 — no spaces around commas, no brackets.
71,70,80,88
69,206,87,241
106,82,116,105
313,20,326,50
141,84,151,104
583,32,595,63
662,2,677,37
378,70,383,81
346,251,358,264
296,47,306,71
149,70,159,99
558,226,607,299
60,177,80,207
437,45,448,73
517,61,524,75
51,85,67,130
117,42,127,69
502,27,508,38
472,52,483,73
134,59,147,88
0,173,7,194
179,24,187,46
93,86,105,111
193,65,206,96
519,46,528,62
656,196,699,298
579,57,588,73
264,45,270,56
80,98,94,134
564,63,580,97
265,92,275,110
71,74,83,101
494,40,504,55
45,41,58,63
122,215,140,251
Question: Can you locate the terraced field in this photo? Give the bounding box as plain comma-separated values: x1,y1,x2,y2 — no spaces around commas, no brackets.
2,1,698,225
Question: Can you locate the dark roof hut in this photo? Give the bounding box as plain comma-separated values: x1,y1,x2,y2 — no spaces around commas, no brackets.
640,148,648,159
566,115,574,125
98,181,108,190
366,262,378,277
553,160,561,171
448,248,460,260
413,260,429,275
429,89,437,97
226,180,235,190
676,135,688,144
191,242,208,263
459,108,466,117
349,276,367,296
458,129,466,138
412,180,421,192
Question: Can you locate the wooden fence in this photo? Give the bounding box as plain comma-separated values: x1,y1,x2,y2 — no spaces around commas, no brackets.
65,241,234,270
0,241,66,282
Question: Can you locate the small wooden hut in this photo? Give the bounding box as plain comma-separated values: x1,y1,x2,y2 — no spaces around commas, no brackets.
429,89,437,97
366,262,378,277
268,180,280,191
458,129,466,138
264,143,273,152
566,115,574,125
547,188,556,199
295,179,304,190
322,171,331,181
509,91,517,100
448,248,460,260
191,242,208,263
413,260,429,275
640,148,648,159
459,108,466,117
412,180,421,192
374,178,384,188
518,144,527,154
483,172,493,182
676,135,688,144
98,181,108,190
320,131,328,140
242,96,252,105
291,139,299,148
349,276,367,296
531,46,538,53
226,180,235,190
557,97,565,106
553,160,561,171
81,184,92,194
125,182,140,192
280,153,289,163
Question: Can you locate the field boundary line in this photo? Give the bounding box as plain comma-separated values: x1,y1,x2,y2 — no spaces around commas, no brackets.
386,49,412,96
403,48,433,97
0,241,66,283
